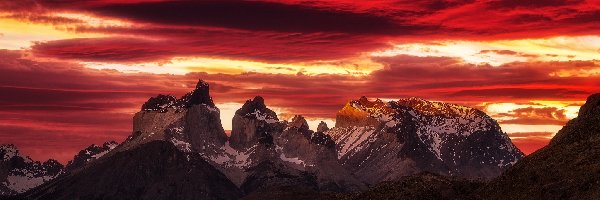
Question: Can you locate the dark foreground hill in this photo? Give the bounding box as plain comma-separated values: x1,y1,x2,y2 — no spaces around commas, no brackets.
331,172,482,200
478,93,600,199
21,141,242,200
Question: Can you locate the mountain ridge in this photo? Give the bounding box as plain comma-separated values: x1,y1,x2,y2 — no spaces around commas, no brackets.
3,80,531,199
327,96,523,184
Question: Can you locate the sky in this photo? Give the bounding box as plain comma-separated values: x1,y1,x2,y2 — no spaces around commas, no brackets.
0,0,598,163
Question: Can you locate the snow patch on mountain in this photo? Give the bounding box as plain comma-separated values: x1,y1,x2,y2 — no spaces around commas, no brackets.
274,145,313,168
208,142,255,168
170,138,192,152
248,109,278,123
91,143,118,160
3,174,54,193
330,97,524,181
1,144,65,195
329,126,378,159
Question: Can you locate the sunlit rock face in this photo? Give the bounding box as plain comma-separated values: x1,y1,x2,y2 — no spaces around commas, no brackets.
335,96,389,128
328,97,524,185
117,79,228,155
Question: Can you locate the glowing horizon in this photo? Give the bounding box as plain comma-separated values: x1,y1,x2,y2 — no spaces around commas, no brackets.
1,0,598,163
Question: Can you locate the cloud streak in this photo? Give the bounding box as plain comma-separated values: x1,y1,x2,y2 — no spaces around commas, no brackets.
1,0,598,163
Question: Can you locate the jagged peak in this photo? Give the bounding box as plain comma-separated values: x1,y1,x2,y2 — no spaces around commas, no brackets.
196,79,210,89
236,96,277,118
176,79,215,108
1,144,19,160
336,96,491,128
351,96,388,109
141,94,176,111
341,96,393,117
43,159,62,166
141,79,216,112
288,115,309,130
317,121,329,132
183,79,214,106
1,143,17,150
393,97,480,118
241,96,266,111
341,96,483,118
79,141,118,157
102,141,119,149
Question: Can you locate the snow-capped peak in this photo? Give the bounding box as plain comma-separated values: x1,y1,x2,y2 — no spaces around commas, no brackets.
329,96,523,181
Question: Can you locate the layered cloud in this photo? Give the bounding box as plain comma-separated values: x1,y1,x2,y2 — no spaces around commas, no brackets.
1,0,598,162
1,49,597,161
1,0,598,64
2,0,596,36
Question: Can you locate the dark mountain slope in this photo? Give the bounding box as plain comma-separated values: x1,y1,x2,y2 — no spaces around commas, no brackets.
21,141,242,200
0,145,63,196
480,93,600,200
346,172,483,200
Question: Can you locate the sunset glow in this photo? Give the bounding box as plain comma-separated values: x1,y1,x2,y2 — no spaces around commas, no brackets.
0,0,598,163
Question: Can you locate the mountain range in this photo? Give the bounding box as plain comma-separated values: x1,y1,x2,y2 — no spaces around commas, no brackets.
2,80,598,199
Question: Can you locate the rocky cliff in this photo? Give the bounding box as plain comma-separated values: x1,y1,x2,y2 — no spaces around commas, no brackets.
327,96,523,184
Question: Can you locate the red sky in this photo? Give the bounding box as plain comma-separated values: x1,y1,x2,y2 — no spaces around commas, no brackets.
0,0,598,163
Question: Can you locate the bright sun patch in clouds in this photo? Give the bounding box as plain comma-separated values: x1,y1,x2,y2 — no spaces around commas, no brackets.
0,18,100,49
0,12,129,49
1,0,598,161
481,101,584,139
371,36,600,66
83,56,381,75
53,12,132,27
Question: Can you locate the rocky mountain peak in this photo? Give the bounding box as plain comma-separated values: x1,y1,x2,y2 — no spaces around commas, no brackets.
230,96,282,149
328,96,523,183
42,159,64,175
183,79,215,107
236,96,271,116
1,144,18,160
355,96,389,111
141,95,177,112
288,115,309,131
578,93,600,118
551,93,600,146
336,97,391,128
393,97,480,118
65,141,119,172
141,79,216,112
0,144,65,195
317,121,329,132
